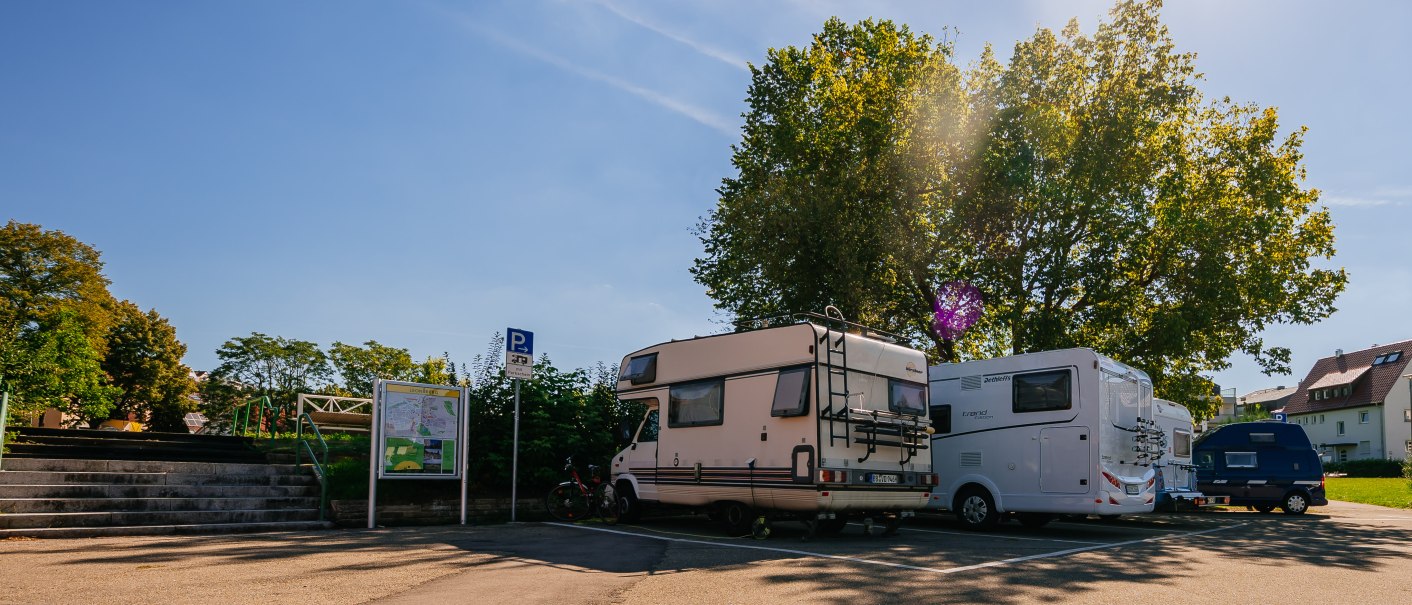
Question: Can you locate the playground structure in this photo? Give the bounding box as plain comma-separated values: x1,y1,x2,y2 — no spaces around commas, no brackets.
297,393,373,433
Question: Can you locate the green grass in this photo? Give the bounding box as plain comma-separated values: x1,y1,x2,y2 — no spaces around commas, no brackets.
1325,477,1412,509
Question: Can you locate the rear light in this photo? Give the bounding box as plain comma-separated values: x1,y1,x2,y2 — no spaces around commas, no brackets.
1145,476,1156,489
1109,496,1120,505
925,473,939,486
818,470,848,483
1102,471,1122,489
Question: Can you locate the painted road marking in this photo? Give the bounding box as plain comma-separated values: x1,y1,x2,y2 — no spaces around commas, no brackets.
874,524,1108,545
547,521,1248,576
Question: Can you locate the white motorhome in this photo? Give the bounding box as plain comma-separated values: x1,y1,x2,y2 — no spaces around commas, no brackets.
1151,398,1224,510
925,348,1159,529
610,312,936,538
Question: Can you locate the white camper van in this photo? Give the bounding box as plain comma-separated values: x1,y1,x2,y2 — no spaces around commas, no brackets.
610,312,936,538
1151,398,1224,510
926,348,1160,529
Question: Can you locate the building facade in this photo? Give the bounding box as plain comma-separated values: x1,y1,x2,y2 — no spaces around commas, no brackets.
1283,341,1412,462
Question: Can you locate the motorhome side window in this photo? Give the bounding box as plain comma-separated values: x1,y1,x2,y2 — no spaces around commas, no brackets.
929,404,952,434
1249,433,1276,444
1226,452,1257,468
1012,370,1072,413
638,409,659,442
668,379,724,428
620,353,658,385
888,380,926,416
1173,430,1191,457
770,367,810,417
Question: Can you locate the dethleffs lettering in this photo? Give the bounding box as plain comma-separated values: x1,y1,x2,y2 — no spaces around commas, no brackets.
983,375,1011,383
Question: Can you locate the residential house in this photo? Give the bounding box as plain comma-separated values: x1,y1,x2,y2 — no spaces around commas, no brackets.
1283,340,1412,462
1241,385,1297,415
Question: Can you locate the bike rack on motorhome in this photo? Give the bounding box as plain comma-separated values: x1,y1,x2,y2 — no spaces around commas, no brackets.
610,309,936,539
926,348,1160,529
1151,398,1227,510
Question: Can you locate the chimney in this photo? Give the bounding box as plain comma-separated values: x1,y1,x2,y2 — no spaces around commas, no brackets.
1336,349,1344,358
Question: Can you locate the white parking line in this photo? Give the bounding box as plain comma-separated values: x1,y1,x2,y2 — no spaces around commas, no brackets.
546,521,1248,576
880,525,1107,545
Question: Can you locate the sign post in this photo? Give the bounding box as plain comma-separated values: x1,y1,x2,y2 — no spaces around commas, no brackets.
367,379,468,529
506,328,533,521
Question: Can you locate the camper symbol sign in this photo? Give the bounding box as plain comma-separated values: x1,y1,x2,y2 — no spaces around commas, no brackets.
506,328,533,380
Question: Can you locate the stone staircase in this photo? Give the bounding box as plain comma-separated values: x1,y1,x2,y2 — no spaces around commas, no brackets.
0,427,331,538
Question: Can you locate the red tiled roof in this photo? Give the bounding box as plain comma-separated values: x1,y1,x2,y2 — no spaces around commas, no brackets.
1283,340,1412,415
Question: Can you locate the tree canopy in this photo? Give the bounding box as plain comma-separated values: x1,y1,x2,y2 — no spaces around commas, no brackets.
693,0,1346,416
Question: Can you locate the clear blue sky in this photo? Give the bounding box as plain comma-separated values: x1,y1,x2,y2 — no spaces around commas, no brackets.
3,1,1408,397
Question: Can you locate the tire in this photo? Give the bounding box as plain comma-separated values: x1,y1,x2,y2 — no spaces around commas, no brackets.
595,483,620,525
719,501,754,535
616,482,642,523
1253,504,1276,514
815,516,848,536
955,487,999,531
1281,491,1310,515
1016,513,1054,528
546,483,587,522
1097,514,1122,523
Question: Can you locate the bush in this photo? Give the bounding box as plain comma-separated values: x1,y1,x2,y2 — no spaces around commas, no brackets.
1403,455,1411,486
1324,458,1404,478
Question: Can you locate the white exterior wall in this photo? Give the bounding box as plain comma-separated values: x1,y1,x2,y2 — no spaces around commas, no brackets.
1291,405,1384,462
1384,373,1412,460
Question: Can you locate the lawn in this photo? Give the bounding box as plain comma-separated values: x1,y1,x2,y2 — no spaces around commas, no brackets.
1325,477,1412,509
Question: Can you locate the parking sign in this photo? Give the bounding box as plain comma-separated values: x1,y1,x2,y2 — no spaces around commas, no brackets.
506,328,533,379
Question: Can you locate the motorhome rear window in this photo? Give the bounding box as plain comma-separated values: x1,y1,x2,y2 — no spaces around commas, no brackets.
1249,432,1276,444
1226,452,1257,468
1173,430,1191,457
620,353,658,385
1013,370,1072,413
889,380,926,416
930,404,952,434
668,379,724,428
771,367,810,417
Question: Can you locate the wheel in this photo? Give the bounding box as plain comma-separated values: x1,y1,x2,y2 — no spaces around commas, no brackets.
816,515,848,536
719,502,754,535
880,514,902,536
615,482,642,523
1097,514,1121,523
1281,491,1310,515
955,487,999,531
595,483,620,525
1016,513,1054,528
545,483,587,521
1253,504,1276,514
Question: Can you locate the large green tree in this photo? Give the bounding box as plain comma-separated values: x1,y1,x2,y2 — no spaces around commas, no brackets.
328,340,418,397
103,301,197,431
693,1,1345,417
210,332,331,426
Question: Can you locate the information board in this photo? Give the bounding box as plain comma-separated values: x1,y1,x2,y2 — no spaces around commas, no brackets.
375,381,465,479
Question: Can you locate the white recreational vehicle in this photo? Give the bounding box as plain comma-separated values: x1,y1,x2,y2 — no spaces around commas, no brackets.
925,348,1160,529
610,312,936,539
1151,398,1225,510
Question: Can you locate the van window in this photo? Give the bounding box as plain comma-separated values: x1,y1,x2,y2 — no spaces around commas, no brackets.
638,409,659,442
1195,451,1215,471
1226,452,1257,468
930,404,952,434
1013,370,1072,413
668,379,724,428
1173,430,1191,457
889,380,926,416
1250,433,1276,444
620,353,658,385
771,367,810,417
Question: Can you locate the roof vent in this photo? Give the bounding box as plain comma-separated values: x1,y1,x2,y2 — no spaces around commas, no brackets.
1336,349,1344,358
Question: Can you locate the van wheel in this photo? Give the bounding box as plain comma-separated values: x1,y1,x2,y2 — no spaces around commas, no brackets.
1017,513,1054,528
1281,491,1310,515
1253,505,1276,514
719,502,754,535
816,516,848,536
616,483,642,522
956,488,999,531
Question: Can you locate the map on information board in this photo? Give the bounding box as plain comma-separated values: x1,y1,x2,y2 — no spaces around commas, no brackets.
377,382,463,478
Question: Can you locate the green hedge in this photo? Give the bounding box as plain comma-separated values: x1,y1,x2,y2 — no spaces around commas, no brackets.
1324,458,1404,478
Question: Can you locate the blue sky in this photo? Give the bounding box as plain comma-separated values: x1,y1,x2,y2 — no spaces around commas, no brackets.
3,1,1408,397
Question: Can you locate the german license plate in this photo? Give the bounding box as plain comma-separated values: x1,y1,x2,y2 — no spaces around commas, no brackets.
871,473,899,484
1125,484,1139,495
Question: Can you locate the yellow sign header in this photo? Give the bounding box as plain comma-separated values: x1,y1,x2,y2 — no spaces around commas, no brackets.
386,383,460,398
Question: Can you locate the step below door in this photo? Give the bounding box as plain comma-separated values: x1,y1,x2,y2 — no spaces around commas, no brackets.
1040,427,1090,494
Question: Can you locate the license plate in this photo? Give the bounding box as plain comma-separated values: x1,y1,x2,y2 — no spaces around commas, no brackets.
870,473,899,484
1125,484,1139,495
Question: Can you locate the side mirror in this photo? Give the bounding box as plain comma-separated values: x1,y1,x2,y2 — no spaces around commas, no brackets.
617,420,635,445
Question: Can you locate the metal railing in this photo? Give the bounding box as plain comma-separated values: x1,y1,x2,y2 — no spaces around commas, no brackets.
295,412,330,522
233,395,279,441
0,375,11,471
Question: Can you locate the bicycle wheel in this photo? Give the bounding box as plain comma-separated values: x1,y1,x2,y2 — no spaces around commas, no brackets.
595,483,620,525
546,483,588,521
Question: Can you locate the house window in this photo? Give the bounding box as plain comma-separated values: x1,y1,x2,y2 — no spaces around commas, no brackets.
1373,354,1387,365
770,367,810,417
1320,415,1325,423
1342,386,1351,397
1358,441,1371,456
1336,420,1345,436
1314,390,1322,401
1386,351,1402,363
1225,452,1257,468
1405,408,1410,422
1359,411,1369,424
668,379,724,428
1013,370,1072,413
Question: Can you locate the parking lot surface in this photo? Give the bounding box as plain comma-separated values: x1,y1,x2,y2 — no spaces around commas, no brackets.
3,501,1411,604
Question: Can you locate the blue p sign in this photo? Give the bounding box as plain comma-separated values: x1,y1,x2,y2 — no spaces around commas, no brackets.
507,328,533,355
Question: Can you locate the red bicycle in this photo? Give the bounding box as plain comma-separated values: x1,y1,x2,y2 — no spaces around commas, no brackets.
545,456,619,523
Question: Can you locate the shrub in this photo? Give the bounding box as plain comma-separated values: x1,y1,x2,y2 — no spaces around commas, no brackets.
1325,458,1404,478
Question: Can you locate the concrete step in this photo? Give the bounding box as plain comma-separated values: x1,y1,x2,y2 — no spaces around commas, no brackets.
8,428,267,463
16,427,253,446
0,470,318,487
0,520,334,539
0,496,319,514
0,482,319,499
0,457,307,475
3,444,267,463
0,507,322,529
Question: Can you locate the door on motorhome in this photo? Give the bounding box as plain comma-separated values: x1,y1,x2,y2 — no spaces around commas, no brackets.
1040,427,1090,493
628,408,660,501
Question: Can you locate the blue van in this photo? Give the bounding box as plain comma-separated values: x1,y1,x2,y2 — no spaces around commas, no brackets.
1193,421,1327,515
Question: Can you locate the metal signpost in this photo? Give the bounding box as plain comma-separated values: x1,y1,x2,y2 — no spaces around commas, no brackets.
367,379,470,529
506,327,533,521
